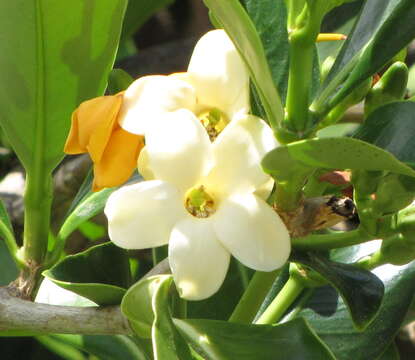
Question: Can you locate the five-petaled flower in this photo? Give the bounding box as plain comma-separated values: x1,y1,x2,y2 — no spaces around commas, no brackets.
102,30,290,300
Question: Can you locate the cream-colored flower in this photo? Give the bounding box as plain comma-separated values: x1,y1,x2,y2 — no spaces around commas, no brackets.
118,29,249,140
105,114,291,300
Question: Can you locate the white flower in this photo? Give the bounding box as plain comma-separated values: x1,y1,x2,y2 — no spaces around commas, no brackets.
105,114,291,300
117,29,250,139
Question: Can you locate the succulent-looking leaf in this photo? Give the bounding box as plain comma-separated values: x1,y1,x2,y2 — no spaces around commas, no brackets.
291,251,384,330
43,242,130,306
174,317,335,360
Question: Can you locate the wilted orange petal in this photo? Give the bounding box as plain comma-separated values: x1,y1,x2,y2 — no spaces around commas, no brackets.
92,127,144,191
64,94,123,160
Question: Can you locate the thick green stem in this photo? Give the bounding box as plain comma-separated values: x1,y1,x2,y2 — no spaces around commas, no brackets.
229,270,279,324
255,276,304,325
23,172,53,266
292,228,373,251
285,41,315,134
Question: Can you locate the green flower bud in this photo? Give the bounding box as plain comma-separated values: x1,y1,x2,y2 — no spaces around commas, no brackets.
364,62,409,117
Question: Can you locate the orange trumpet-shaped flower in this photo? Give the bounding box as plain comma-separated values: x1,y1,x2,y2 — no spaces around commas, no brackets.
64,94,144,192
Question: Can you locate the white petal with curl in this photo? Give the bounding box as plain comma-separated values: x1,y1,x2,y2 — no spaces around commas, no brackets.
213,194,290,271
187,30,249,119
105,180,186,249
145,109,213,192
169,217,230,300
119,75,197,135
206,115,278,196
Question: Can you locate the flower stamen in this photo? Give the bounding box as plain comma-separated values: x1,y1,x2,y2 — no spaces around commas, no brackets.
198,108,228,141
185,185,216,218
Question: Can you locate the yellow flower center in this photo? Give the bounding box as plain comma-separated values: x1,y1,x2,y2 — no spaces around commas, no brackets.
198,108,228,141
185,185,216,218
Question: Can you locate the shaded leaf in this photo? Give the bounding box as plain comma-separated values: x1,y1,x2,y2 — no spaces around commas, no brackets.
240,0,289,102
353,101,415,167
298,241,415,360
315,0,401,111
43,242,130,305
48,334,150,360
292,251,384,329
174,317,335,360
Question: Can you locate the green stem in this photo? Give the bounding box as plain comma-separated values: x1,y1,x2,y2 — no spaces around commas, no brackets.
285,41,315,134
152,246,168,266
255,276,304,324
229,270,279,323
23,172,53,265
292,228,373,251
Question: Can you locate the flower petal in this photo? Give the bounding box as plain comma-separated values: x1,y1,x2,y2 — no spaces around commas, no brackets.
169,217,230,300
213,194,290,271
65,94,123,162
145,109,212,192
206,115,277,196
137,146,155,181
105,180,186,249
92,129,144,191
118,75,197,135
187,29,249,119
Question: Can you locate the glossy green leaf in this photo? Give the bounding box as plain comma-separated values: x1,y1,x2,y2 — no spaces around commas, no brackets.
297,241,415,360
262,137,415,182
59,171,142,243
47,334,150,360
291,251,384,329
378,343,400,360
0,240,18,286
0,1,127,172
203,0,284,129
353,101,415,167
318,0,415,112
121,275,171,338
43,242,130,305
152,276,192,360
314,0,401,111
241,0,289,102
174,317,335,360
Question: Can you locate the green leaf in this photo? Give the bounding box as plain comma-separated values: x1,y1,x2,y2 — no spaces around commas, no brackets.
36,336,86,360
240,0,289,102
0,240,18,286
314,0,401,112
0,0,127,172
121,275,171,338
353,101,415,167
203,0,284,129
291,251,384,330
262,137,415,182
59,171,142,242
43,242,130,305
378,342,400,360
152,276,192,360
174,317,335,360
47,334,150,360
317,0,415,112
298,241,415,360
